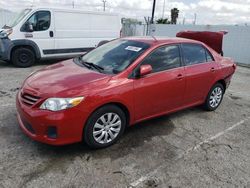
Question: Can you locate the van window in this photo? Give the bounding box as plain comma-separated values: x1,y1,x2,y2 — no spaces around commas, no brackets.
21,11,51,32
182,44,207,65
141,45,181,73
6,9,31,28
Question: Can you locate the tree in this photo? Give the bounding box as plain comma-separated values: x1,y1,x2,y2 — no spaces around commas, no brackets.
156,18,171,24
171,8,179,24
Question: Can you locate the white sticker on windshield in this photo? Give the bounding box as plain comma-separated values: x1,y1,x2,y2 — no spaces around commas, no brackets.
125,46,142,52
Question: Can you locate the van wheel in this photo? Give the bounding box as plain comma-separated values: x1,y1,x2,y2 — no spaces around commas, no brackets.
83,105,126,149
12,47,35,68
204,83,224,111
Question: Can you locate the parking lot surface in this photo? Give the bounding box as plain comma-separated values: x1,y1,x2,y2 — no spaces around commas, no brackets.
0,60,249,188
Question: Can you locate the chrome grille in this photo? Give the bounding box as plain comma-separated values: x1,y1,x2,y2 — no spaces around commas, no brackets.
21,93,40,106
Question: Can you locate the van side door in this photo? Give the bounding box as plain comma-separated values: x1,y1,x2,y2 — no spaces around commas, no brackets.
21,10,55,57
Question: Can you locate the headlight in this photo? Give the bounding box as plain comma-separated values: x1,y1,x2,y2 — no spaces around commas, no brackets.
40,97,84,111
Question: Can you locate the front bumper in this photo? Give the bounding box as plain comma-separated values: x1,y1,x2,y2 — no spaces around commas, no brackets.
0,38,12,61
16,91,89,145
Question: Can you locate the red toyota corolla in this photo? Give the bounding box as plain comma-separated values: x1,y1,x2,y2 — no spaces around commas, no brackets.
16,36,236,148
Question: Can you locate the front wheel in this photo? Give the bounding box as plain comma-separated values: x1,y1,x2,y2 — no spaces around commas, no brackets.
204,83,224,111
83,105,126,149
12,47,35,68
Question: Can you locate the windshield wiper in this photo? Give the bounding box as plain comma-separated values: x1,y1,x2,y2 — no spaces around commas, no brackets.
80,59,104,72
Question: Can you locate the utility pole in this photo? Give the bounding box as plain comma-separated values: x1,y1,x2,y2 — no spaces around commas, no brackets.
150,0,156,24
102,0,107,12
162,0,166,19
193,13,197,25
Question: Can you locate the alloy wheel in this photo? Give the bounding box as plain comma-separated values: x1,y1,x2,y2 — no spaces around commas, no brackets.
93,113,122,144
209,87,223,108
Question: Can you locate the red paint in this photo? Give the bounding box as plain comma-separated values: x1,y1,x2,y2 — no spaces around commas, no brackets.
176,31,227,54
16,37,236,145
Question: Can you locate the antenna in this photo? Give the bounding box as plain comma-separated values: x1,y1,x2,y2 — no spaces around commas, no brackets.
151,35,157,42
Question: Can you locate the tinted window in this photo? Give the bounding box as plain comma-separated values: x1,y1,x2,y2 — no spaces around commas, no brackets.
141,45,181,73
22,11,51,31
182,44,207,65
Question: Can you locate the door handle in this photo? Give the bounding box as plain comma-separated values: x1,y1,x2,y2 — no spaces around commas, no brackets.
177,74,184,80
49,31,54,37
210,67,215,72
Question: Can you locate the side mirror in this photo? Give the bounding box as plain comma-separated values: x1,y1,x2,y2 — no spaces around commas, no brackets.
26,23,33,32
139,64,152,77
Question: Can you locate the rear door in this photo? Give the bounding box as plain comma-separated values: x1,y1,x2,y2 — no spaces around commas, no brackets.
181,43,218,105
133,44,185,120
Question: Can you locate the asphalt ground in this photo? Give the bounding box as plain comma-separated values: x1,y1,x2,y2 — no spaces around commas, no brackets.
0,60,249,188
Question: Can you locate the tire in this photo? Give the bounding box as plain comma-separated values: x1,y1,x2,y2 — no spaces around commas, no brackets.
12,47,35,68
204,83,224,111
83,105,126,149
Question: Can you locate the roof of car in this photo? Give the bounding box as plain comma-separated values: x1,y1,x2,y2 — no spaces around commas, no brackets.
123,36,202,45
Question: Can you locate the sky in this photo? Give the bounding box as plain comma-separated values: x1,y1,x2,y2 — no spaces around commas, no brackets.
0,0,250,25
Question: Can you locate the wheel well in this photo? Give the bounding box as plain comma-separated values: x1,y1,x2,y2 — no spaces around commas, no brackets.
94,102,130,127
217,79,226,92
11,45,37,60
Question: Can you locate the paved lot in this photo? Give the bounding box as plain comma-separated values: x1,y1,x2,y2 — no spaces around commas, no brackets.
0,60,249,188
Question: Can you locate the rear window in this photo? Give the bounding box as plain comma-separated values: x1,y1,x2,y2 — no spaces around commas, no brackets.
182,44,207,65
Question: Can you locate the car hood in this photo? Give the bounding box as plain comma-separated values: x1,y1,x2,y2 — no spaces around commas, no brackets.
25,59,111,96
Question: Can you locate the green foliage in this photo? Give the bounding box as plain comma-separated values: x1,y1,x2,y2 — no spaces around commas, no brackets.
156,18,171,24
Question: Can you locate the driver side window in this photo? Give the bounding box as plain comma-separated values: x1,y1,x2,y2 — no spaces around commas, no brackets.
141,45,181,73
21,11,51,32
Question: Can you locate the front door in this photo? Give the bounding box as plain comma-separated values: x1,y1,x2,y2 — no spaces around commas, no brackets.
133,45,185,121
21,10,55,57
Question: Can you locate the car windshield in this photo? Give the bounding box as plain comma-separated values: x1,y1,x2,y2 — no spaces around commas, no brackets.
79,39,150,74
5,9,31,28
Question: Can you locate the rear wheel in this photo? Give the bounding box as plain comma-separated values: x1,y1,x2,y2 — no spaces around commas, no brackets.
12,47,35,68
204,83,224,111
83,105,126,149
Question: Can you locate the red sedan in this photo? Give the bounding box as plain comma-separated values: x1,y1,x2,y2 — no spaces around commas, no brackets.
16,36,236,148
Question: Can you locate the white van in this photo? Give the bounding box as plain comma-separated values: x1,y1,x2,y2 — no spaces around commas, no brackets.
0,7,121,67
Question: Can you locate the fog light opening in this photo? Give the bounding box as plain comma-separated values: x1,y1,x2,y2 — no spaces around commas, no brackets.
47,126,57,139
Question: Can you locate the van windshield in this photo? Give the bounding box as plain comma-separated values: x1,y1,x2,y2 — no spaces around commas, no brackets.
5,9,31,28
79,39,150,75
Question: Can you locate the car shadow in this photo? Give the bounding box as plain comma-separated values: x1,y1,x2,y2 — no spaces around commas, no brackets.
27,107,207,159
28,115,176,160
